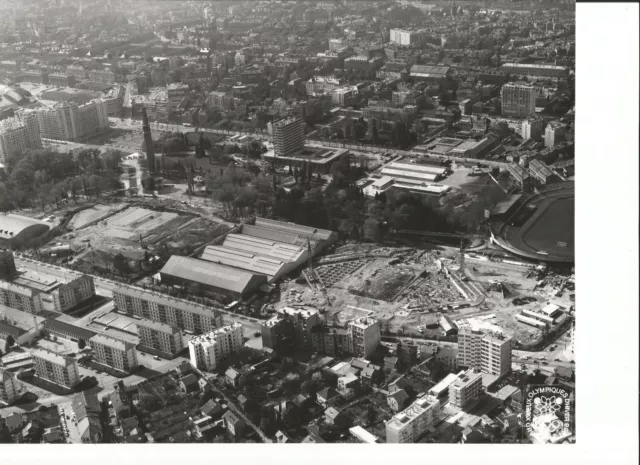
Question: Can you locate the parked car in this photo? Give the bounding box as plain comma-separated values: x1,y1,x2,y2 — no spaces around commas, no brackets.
253,332,261,337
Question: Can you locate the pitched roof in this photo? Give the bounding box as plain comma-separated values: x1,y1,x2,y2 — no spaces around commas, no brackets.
71,391,101,422
388,389,409,404
44,318,96,341
160,255,266,294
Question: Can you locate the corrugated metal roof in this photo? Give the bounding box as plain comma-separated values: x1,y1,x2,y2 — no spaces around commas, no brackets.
44,318,96,341
254,217,334,241
223,233,305,262
380,168,439,183
160,255,264,294
200,245,285,278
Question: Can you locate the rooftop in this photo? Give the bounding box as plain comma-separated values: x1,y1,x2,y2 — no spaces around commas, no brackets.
160,255,265,295
89,333,134,351
189,323,243,346
32,349,76,366
136,318,181,334
44,319,96,341
0,214,50,240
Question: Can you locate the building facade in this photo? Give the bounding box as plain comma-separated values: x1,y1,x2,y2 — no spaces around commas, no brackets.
188,322,243,371
0,112,42,162
390,29,423,46
458,328,512,377
544,121,567,147
272,117,304,157
0,281,42,314
50,275,96,313
31,100,109,141
521,117,544,141
500,83,539,118
136,319,184,356
32,350,80,388
112,286,224,334
347,317,381,358
261,307,319,354
89,334,138,373
386,395,441,443
0,368,21,403
448,369,483,410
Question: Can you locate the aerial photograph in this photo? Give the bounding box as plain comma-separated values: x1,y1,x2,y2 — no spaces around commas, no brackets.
0,0,578,446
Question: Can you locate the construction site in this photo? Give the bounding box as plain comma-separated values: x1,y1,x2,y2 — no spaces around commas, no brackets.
276,230,574,346
60,202,233,279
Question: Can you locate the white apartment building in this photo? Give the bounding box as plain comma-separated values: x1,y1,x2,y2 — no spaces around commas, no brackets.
207,91,235,110
136,319,184,356
500,83,539,118
0,281,43,314
32,350,80,388
458,328,512,377
272,117,305,157
386,395,441,443
390,29,423,46
0,112,42,162
112,285,223,334
544,121,567,147
89,334,138,373
329,38,344,52
347,317,381,358
449,368,483,410
0,368,21,403
188,322,243,371
521,117,544,141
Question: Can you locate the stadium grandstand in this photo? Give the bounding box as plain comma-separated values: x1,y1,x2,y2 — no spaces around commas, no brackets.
0,214,51,248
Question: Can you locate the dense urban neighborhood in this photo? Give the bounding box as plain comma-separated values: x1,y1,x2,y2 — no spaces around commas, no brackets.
1,0,576,445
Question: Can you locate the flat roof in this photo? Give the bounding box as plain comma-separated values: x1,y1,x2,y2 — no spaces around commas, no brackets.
380,168,439,183
349,426,378,444
112,283,223,319
160,255,265,294
32,349,75,366
372,176,395,188
540,303,561,315
136,318,180,334
89,333,134,351
429,373,459,396
387,161,447,176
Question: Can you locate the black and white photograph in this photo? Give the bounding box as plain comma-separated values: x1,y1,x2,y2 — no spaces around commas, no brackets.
0,0,637,463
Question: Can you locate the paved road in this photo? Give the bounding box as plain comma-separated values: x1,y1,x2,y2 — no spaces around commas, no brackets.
14,257,264,340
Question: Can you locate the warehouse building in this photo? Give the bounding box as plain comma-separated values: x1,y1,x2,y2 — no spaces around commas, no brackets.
159,255,268,300
409,65,450,83
43,319,96,345
0,214,50,248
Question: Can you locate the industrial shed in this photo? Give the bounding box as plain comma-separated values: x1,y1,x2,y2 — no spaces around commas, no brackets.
0,214,50,248
247,218,337,255
160,255,267,299
201,235,306,283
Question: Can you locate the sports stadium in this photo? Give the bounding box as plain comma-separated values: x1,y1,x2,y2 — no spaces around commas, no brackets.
489,182,575,264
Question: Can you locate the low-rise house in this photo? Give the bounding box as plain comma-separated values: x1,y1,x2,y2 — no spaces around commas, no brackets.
179,374,199,394
109,390,131,420
324,407,350,428
292,393,311,410
387,389,409,412
198,378,213,394
71,391,103,443
360,365,384,386
275,430,291,443
201,399,224,418
222,410,246,438
337,373,360,392
120,416,139,436
316,387,340,408
42,426,65,443
237,395,260,416
384,356,399,371
388,376,411,393
5,412,25,433
225,367,249,388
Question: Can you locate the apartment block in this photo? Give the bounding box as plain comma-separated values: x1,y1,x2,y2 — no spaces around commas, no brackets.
0,368,21,403
89,334,138,373
0,112,42,162
136,319,184,356
347,317,381,358
458,328,512,377
31,100,109,142
206,91,235,110
188,322,243,371
261,307,319,354
0,281,43,314
390,29,423,46
32,350,80,388
273,117,304,157
167,83,190,108
50,275,96,313
386,395,441,443
544,121,567,147
500,83,539,118
449,368,483,410
521,117,544,141
112,285,224,334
